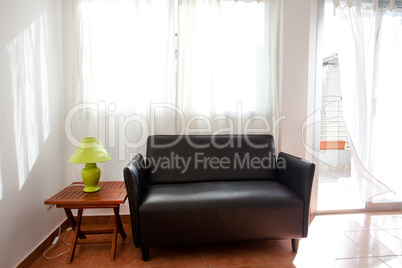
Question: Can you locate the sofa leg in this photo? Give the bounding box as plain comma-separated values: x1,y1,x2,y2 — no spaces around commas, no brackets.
141,247,149,261
291,239,300,252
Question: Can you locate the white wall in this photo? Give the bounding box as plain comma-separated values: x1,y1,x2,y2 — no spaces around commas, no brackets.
280,0,321,212
0,1,65,267
280,0,319,159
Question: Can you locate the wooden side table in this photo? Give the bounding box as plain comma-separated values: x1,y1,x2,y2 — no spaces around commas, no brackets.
44,181,128,263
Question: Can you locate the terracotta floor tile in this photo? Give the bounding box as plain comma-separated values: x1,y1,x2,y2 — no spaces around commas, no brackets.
292,259,337,268
31,223,131,268
384,228,402,240
307,214,378,235
345,229,402,256
370,216,402,230
344,219,380,231
205,242,266,267
31,243,99,268
293,234,370,263
378,255,402,267
306,217,345,239
263,263,296,268
87,242,146,268
216,265,268,268
30,212,402,267
269,262,336,268
293,240,333,263
334,235,372,259
334,257,388,268
147,246,208,268
255,239,296,264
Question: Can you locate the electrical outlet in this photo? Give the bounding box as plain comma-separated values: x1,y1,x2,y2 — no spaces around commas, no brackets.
47,204,55,210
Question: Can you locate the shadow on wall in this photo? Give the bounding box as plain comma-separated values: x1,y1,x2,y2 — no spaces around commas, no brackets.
6,13,50,191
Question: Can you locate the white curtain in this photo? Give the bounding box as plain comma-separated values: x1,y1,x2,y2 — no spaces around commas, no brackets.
177,0,280,136
70,0,281,178
333,0,402,200
71,0,177,177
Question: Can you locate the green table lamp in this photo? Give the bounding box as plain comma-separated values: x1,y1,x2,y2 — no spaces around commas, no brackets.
68,137,112,192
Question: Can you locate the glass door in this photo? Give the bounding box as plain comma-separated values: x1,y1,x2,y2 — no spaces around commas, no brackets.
317,1,402,212
317,3,363,211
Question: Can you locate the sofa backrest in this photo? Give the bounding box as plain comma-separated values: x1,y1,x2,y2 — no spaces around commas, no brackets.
146,135,276,184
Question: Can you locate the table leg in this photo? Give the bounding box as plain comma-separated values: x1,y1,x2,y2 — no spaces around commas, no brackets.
111,215,118,261
67,209,83,264
110,205,126,261
64,208,86,239
113,206,126,238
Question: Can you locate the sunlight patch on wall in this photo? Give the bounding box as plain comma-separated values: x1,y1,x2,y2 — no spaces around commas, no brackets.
7,13,50,190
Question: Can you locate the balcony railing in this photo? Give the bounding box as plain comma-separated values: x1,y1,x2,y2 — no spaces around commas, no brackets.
320,94,348,149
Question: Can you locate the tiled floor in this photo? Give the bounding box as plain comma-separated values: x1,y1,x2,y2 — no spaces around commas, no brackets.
31,212,402,267
317,164,366,211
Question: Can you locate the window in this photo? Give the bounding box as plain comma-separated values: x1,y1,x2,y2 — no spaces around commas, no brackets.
71,0,281,159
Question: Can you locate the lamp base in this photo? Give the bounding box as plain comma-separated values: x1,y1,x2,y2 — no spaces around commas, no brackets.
83,185,101,193
81,163,101,193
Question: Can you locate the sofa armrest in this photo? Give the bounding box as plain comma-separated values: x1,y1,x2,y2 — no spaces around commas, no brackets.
277,152,315,237
123,153,147,247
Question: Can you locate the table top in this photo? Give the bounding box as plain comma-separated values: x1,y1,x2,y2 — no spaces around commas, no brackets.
44,181,127,208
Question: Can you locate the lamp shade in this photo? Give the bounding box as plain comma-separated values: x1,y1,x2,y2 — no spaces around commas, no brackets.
68,137,111,164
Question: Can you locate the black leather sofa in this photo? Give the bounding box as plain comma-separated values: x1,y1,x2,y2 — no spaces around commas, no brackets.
124,135,315,261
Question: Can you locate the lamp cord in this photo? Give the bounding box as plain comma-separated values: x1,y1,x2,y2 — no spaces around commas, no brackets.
43,226,73,260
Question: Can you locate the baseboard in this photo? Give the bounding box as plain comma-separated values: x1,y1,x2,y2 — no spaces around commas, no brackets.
17,215,131,268
17,220,70,268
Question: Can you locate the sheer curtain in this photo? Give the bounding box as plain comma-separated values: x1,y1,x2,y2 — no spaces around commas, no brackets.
70,0,281,178
177,0,280,136
333,0,402,200
71,0,177,177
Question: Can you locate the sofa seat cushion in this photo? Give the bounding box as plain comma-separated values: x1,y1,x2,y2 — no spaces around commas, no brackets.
139,180,304,247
